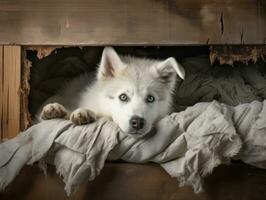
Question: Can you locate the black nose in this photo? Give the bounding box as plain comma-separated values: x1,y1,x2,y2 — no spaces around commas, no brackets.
130,116,145,130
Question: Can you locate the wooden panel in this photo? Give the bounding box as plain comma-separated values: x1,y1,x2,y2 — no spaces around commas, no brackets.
0,46,3,141
1,163,266,200
0,46,21,139
0,0,265,45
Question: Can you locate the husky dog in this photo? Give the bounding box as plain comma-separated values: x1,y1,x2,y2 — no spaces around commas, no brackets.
38,47,185,138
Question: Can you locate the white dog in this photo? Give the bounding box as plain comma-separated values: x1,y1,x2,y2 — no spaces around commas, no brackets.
38,47,185,138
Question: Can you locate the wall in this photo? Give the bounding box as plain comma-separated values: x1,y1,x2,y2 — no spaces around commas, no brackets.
0,46,21,139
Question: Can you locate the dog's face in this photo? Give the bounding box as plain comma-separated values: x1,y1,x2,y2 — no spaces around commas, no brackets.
97,47,185,138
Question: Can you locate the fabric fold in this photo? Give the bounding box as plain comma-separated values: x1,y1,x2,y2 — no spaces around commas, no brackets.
0,100,266,195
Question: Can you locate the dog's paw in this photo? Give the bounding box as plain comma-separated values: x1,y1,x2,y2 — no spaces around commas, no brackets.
70,108,97,125
41,103,68,120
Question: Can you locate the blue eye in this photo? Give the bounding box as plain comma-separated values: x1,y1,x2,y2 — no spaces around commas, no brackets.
146,95,155,103
119,93,129,102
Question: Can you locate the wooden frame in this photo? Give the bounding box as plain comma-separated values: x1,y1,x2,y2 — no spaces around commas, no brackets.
0,1,266,199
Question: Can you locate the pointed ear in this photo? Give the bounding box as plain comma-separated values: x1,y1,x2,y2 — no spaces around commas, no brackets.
151,57,185,91
156,57,185,81
97,47,124,80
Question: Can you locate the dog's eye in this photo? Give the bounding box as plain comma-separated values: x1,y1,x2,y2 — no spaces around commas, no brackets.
146,95,155,103
119,93,129,102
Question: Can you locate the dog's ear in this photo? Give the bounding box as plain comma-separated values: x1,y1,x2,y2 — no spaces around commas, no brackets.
152,57,185,89
97,47,124,80
151,57,185,90
156,57,185,81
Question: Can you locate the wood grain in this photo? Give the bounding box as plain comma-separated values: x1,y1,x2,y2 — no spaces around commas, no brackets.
0,46,3,140
0,0,265,45
0,46,21,139
1,163,266,200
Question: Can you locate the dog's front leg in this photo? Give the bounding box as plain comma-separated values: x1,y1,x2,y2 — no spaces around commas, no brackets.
70,108,97,125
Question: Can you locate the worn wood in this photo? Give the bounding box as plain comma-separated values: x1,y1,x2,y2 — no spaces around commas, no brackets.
0,46,21,139
0,46,3,141
20,47,32,131
1,163,266,200
0,0,265,45
210,45,266,65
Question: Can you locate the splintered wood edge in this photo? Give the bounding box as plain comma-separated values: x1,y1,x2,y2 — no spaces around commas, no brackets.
21,47,32,130
21,46,74,130
210,45,266,65
26,46,69,59
28,45,266,66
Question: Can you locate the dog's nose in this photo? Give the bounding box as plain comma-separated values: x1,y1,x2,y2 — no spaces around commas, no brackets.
130,116,145,130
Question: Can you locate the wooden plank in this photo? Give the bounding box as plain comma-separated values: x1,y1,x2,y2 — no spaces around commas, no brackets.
0,46,21,139
0,46,3,141
1,163,266,200
0,0,265,45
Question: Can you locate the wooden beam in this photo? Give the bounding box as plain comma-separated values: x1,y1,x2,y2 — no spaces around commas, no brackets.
0,46,21,139
0,0,265,45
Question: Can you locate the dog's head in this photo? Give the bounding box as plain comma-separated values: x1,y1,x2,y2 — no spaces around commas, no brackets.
97,47,185,138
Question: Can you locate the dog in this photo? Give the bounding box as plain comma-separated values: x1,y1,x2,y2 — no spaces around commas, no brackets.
38,47,185,138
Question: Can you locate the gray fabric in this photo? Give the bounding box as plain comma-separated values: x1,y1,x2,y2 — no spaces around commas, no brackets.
1,100,266,195
29,53,266,115
173,56,266,111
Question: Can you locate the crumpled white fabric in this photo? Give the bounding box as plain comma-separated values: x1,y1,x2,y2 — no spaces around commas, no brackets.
1,100,266,195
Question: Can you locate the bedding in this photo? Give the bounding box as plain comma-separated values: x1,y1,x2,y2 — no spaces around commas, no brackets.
2,50,265,195
1,100,266,195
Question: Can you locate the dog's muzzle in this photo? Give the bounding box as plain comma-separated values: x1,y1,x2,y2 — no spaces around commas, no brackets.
129,116,145,131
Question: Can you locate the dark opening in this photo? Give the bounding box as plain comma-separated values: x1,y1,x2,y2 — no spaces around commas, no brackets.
25,46,266,119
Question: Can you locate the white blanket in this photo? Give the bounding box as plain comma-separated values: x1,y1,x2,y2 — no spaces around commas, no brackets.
1,100,266,195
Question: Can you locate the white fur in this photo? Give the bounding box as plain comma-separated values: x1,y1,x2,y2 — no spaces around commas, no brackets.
38,47,185,137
